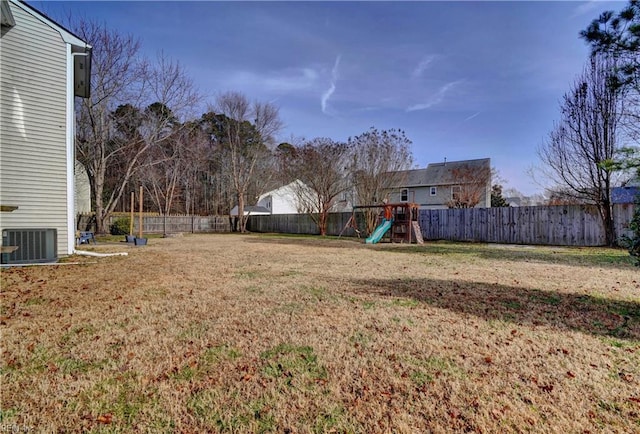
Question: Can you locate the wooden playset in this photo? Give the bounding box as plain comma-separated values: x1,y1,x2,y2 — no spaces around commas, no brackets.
341,202,424,244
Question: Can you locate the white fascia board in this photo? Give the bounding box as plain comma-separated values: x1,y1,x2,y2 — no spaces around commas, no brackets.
65,43,75,254
11,0,91,49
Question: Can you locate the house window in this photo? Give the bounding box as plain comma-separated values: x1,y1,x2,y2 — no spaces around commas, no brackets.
401,189,408,202
430,187,437,196
451,186,461,201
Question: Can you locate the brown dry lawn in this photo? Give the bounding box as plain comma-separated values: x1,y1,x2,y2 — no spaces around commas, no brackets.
1,234,639,433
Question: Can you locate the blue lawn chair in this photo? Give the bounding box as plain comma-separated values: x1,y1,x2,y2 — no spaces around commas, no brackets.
76,231,96,245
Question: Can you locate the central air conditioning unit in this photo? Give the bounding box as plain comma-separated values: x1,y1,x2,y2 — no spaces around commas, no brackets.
1,229,57,264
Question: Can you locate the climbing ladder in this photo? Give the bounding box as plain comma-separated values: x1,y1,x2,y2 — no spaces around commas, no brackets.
411,221,424,244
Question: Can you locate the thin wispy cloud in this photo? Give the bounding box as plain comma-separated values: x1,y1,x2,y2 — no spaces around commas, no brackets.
321,54,341,114
570,1,603,18
464,111,481,122
406,80,462,112
222,67,319,94
265,68,319,92
411,55,437,79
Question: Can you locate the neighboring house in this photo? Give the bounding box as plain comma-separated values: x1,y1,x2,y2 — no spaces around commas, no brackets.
0,0,91,262
231,180,351,216
612,177,640,205
256,180,317,215
505,196,522,207
387,158,491,209
229,181,308,216
330,188,355,213
612,186,639,204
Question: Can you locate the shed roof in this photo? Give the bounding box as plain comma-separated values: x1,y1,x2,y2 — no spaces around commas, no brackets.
229,205,271,216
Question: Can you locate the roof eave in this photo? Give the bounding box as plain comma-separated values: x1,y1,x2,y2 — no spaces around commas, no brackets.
11,0,91,49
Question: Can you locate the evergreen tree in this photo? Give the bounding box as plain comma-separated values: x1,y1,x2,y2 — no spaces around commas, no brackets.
581,0,639,92
491,184,510,207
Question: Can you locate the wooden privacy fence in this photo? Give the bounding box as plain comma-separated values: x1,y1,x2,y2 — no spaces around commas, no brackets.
247,212,360,237
77,214,231,234
127,215,231,234
418,204,634,246
247,204,635,247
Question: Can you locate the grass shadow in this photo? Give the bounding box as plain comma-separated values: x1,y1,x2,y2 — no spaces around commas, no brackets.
245,235,633,268
376,242,635,269
349,277,640,340
245,234,363,249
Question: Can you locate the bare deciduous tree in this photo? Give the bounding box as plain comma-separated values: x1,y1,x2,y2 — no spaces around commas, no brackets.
348,128,413,234
446,165,492,208
178,123,210,215
73,19,144,233
211,92,282,232
143,116,184,216
138,54,199,222
280,138,351,236
538,54,625,245
74,18,199,233
544,187,589,206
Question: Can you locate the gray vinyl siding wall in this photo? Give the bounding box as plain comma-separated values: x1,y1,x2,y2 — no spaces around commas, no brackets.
0,4,70,255
389,185,489,209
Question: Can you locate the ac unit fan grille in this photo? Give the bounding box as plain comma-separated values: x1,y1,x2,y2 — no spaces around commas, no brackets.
1,229,57,264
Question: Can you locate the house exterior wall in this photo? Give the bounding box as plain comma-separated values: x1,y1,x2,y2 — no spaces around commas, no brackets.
388,186,450,209
257,184,301,214
256,195,272,213
386,158,491,210
0,3,71,255
389,184,489,209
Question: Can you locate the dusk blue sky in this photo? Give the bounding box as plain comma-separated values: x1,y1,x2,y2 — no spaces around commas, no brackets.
35,1,626,196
